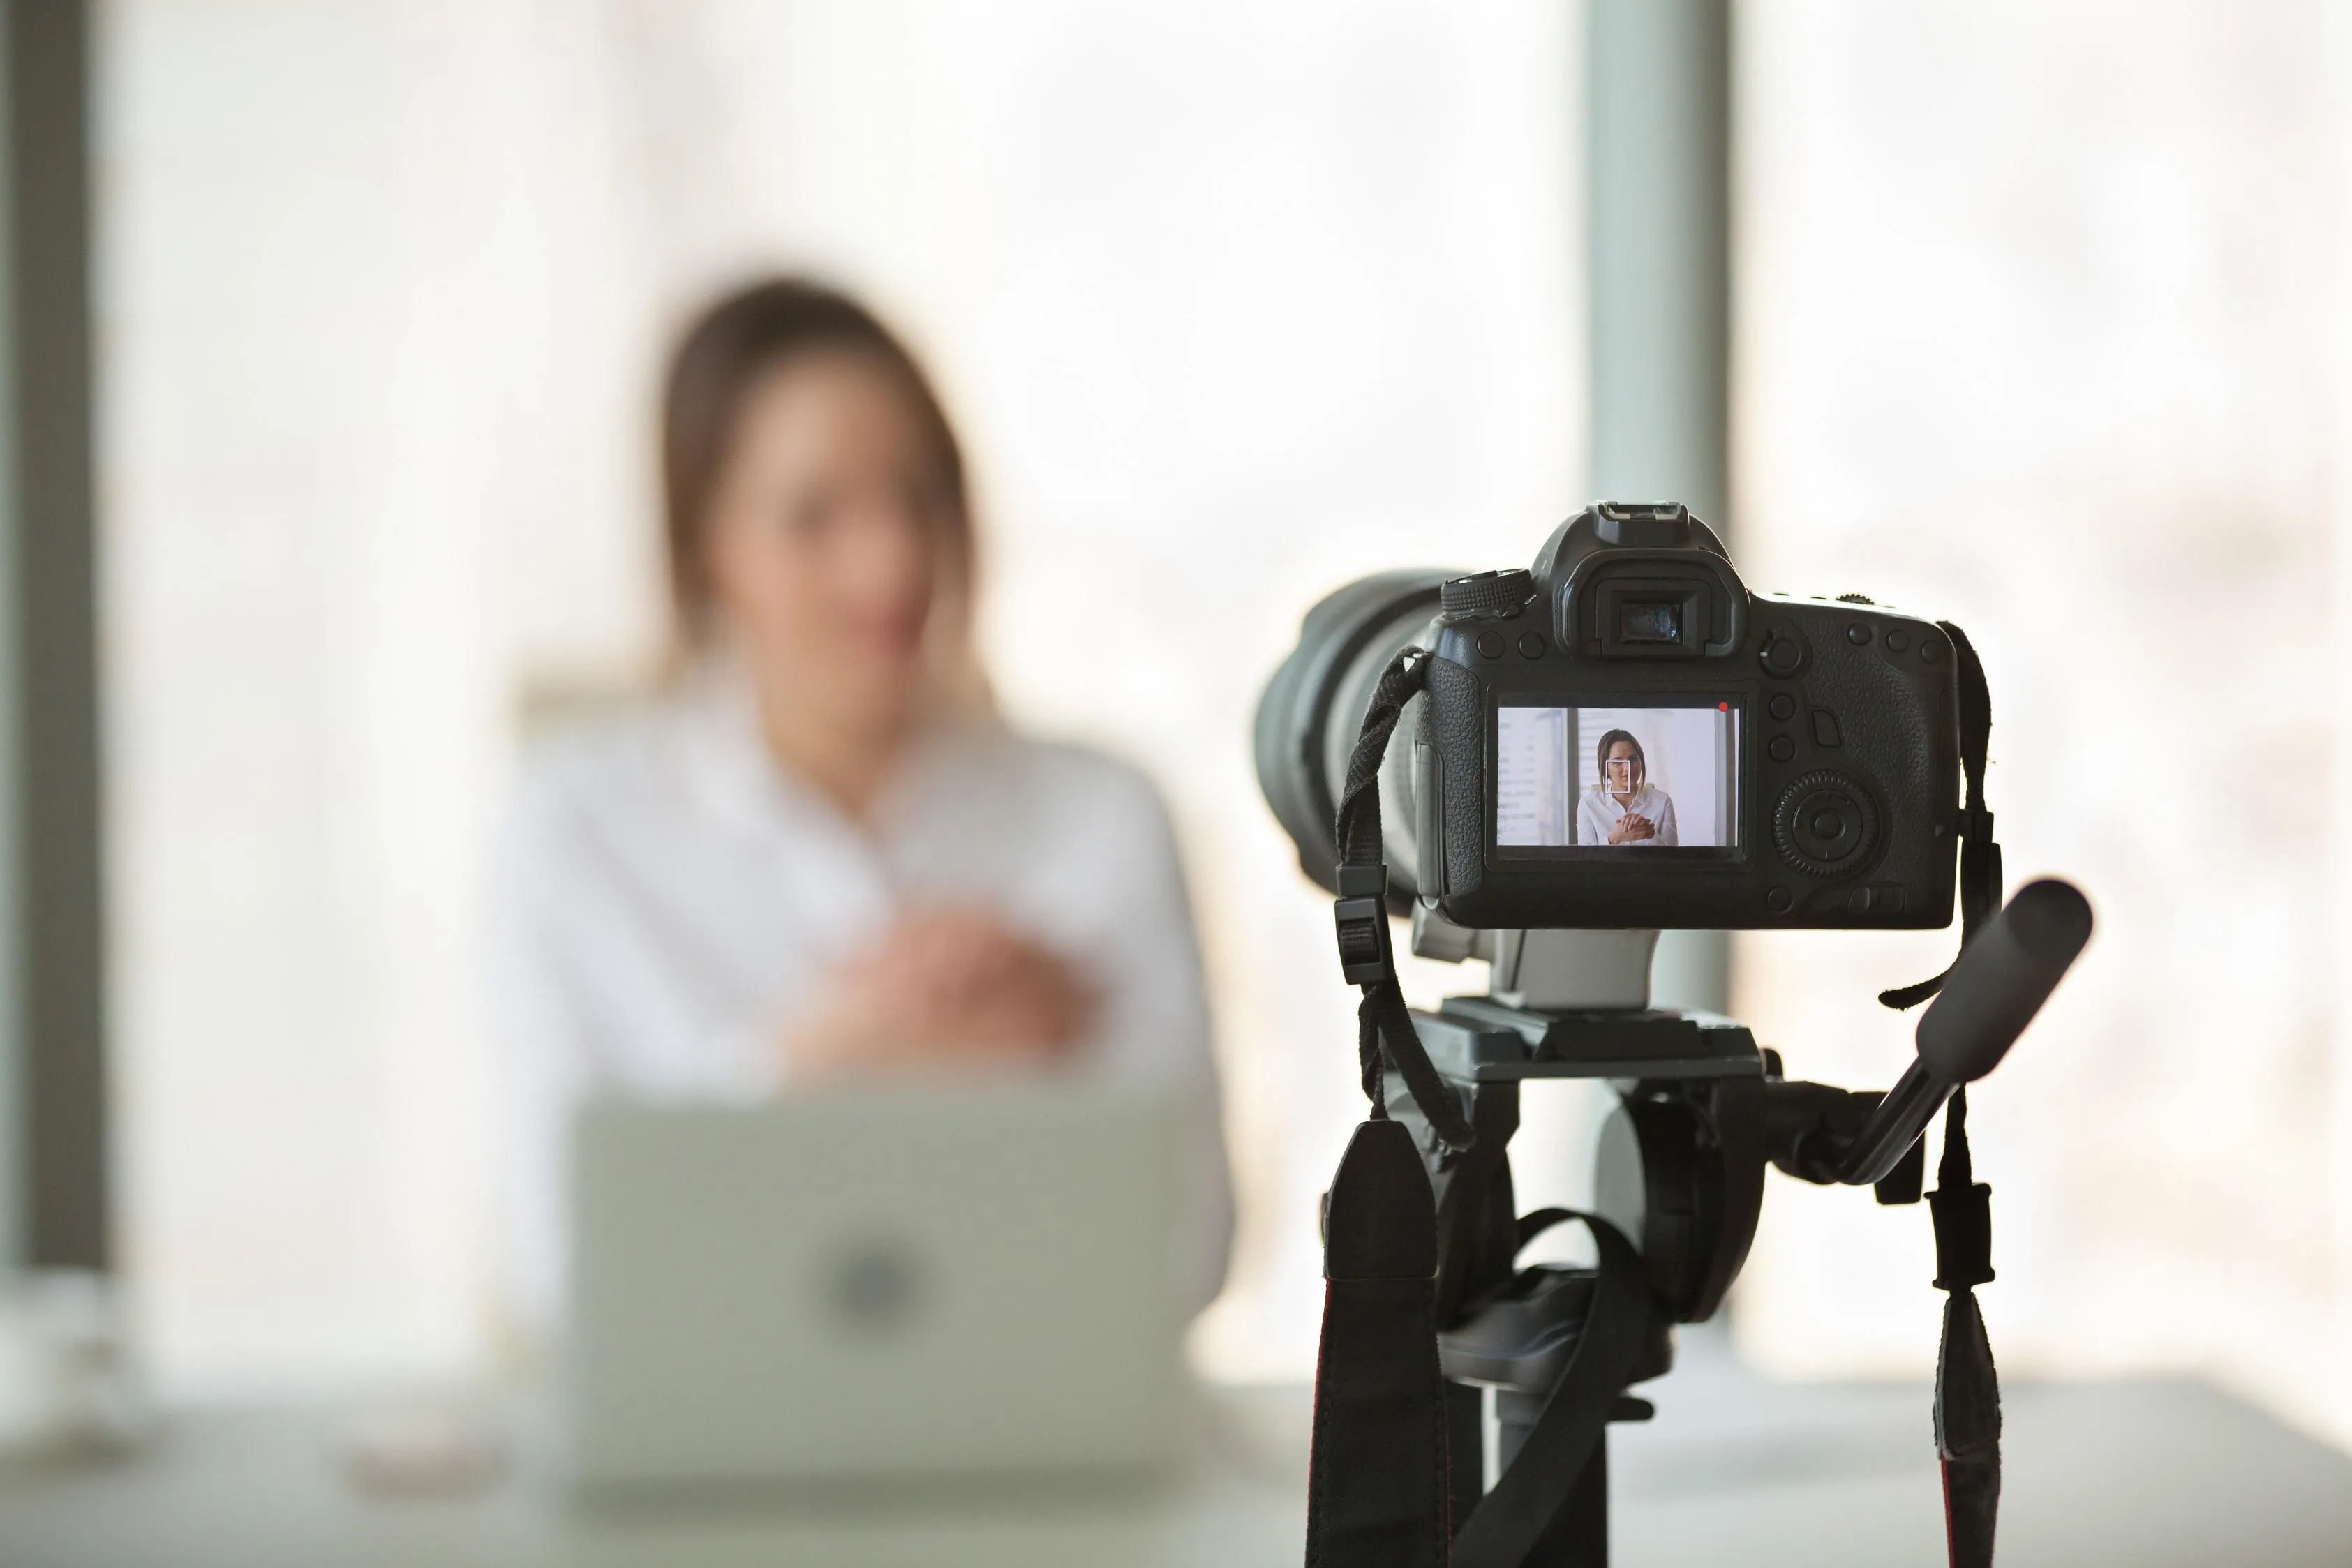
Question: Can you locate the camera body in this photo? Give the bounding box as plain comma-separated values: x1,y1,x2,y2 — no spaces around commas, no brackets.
1412,502,1960,929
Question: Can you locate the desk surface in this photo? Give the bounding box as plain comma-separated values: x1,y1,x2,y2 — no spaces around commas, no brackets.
4,1345,2350,1567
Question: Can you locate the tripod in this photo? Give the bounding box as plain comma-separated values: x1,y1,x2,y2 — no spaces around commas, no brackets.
1309,892,2087,1568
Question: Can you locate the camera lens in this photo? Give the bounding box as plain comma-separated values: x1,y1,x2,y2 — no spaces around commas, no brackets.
1619,600,1683,643
1253,570,1451,896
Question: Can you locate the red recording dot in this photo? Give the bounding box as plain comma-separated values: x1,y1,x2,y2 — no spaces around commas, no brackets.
1718,701,1729,710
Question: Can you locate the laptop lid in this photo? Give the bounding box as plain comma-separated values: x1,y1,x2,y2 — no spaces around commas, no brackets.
562,1077,1184,1491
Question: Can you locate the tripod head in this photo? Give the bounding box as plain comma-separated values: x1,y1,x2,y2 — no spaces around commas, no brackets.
1341,879,2087,1568
1392,876,2089,1338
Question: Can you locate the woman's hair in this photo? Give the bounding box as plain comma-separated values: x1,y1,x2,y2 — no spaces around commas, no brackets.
658,276,978,678
1594,729,1645,790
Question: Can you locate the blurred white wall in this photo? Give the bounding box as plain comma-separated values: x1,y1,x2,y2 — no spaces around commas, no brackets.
99,0,1579,1387
1729,0,2352,1451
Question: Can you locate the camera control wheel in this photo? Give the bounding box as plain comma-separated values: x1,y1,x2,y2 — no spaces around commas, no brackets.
1441,568,1538,621
1773,772,1880,879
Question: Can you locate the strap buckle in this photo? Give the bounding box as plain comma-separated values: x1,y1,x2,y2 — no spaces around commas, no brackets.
1333,865,1391,986
1928,1179,1995,1291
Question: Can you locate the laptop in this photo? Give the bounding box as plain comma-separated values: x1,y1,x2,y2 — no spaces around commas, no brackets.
558,1078,1186,1495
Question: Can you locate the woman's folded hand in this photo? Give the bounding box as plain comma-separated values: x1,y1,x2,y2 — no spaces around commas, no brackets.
783,906,1096,1080
1608,812,1656,844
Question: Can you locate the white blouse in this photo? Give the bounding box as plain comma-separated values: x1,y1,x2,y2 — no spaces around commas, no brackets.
1576,782,1680,847
489,666,1233,1328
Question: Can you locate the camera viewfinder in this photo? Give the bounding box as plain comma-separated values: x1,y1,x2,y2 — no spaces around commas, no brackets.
1619,600,1683,643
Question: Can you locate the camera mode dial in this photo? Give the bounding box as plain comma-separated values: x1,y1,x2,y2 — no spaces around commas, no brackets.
1773,771,1880,879
1441,569,1537,622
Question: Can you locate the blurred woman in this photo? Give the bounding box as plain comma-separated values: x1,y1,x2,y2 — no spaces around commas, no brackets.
491,278,1230,1330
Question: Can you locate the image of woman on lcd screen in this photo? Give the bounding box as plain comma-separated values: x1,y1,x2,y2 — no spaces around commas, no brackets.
1577,729,1680,846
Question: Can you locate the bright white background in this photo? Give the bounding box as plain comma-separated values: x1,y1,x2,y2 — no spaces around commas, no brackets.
99,0,1579,1387
1729,0,2352,1451
95,0,2352,1456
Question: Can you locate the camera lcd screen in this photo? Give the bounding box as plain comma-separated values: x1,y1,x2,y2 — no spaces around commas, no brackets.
1495,701,1741,849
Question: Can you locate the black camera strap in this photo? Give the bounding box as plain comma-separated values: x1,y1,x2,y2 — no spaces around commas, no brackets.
1307,645,1461,1568
1311,648,1657,1567
1448,1211,1653,1568
1880,621,2004,1568
1330,647,1473,1151
1306,1117,1454,1567
1928,1089,2000,1568
1880,622,2003,1006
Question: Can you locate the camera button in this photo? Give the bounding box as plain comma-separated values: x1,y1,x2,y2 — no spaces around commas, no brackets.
1517,632,1546,659
1759,631,1806,676
1475,631,1506,659
1884,629,1910,653
1767,735,1796,763
1810,710,1841,747
1767,693,1796,720
1766,886,1794,915
1845,623,1872,646
1919,636,1944,664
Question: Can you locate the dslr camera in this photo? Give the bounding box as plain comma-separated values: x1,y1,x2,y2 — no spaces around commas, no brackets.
1260,500,1962,933
1255,502,2085,1568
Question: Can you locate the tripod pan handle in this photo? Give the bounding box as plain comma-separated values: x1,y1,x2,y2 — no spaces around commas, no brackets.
1916,878,2092,1086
